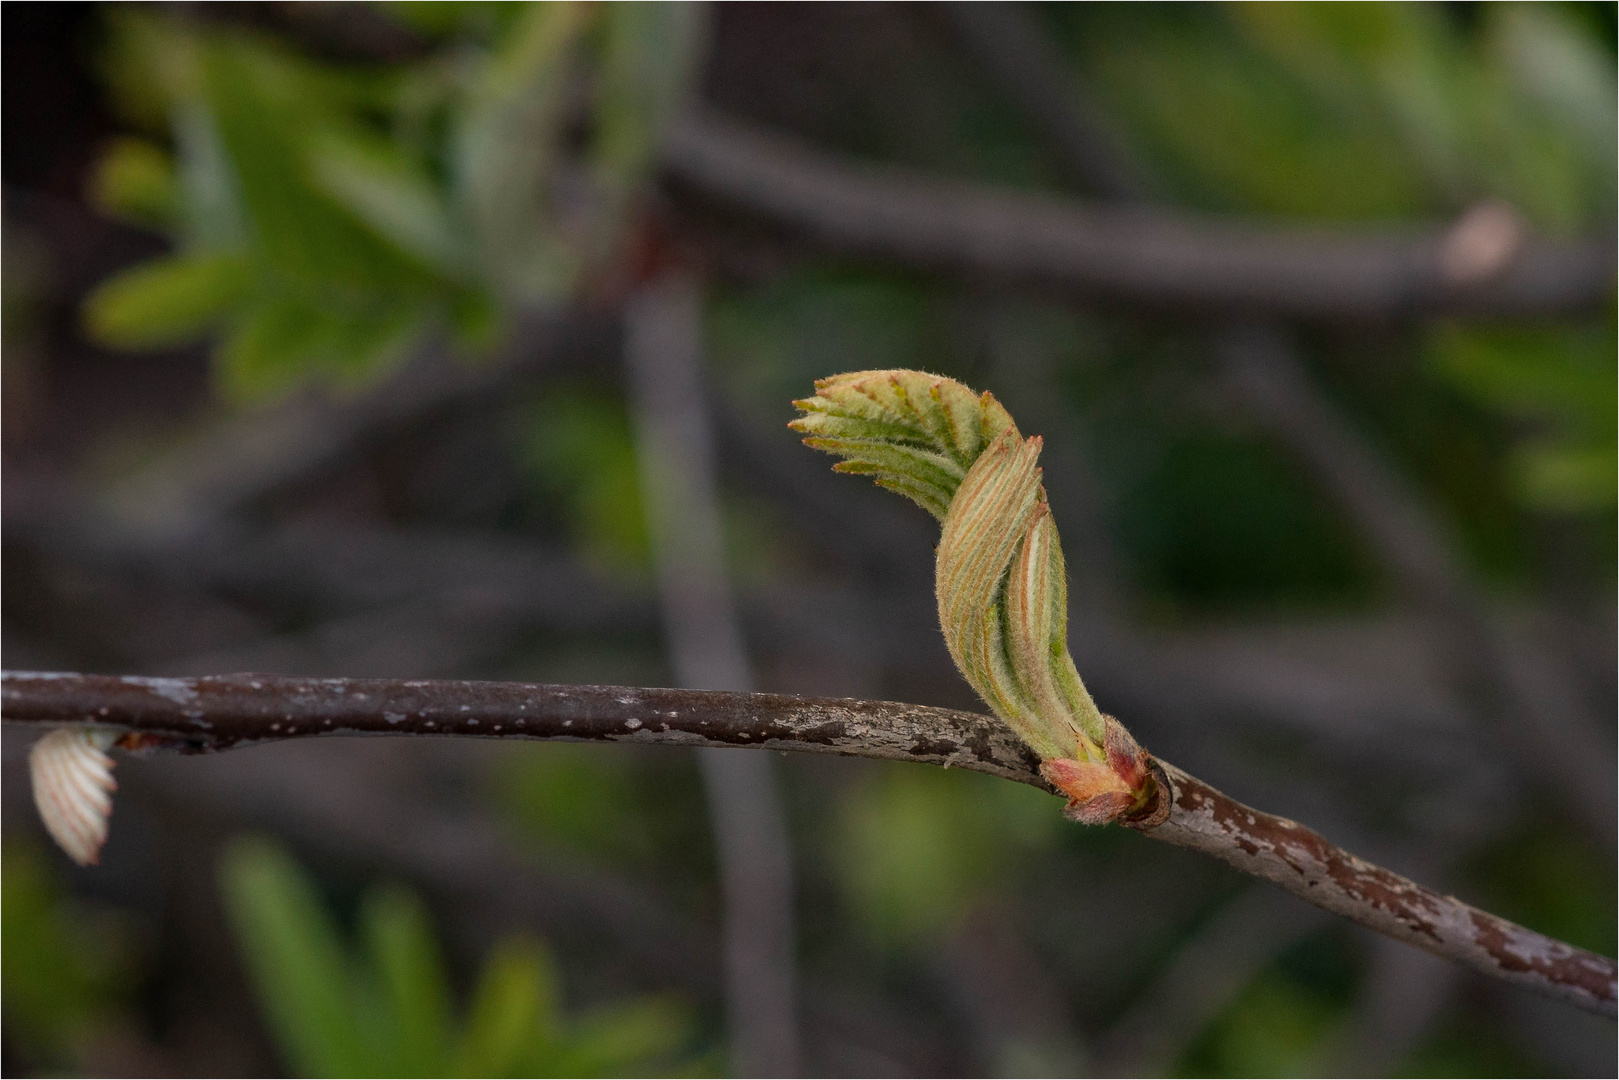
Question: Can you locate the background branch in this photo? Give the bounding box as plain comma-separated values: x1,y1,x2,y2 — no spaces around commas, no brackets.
662,111,1614,320
624,267,802,1076
93,310,598,545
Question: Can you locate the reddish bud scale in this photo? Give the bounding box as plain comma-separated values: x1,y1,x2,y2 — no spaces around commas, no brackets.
1040,715,1167,826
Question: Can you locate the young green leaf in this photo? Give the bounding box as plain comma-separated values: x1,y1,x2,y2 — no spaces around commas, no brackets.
794,370,1158,824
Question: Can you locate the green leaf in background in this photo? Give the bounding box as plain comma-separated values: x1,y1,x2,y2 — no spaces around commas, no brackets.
1512,443,1615,514
0,842,134,1066
88,14,450,399
586,2,707,264
309,128,470,278
379,2,521,43
495,741,645,860
100,11,250,249
1179,928,1360,1077
218,836,701,1078
1062,3,1612,230
1227,1,1606,230
83,251,252,349
1180,968,1343,1078
1489,3,1618,190
1077,10,1426,220
219,836,372,1078
215,291,426,403
835,765,1057,945
556,998,698,1078
88,136,179,230
1429,323,1617,512
453,936,561,1078
199,37,431,295
359,886,454,1078
521,387,652,572
86,3,705,403
172,95,250,252
451,0,591,303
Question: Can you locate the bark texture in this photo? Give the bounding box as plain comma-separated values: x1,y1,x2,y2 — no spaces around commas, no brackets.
1144,762,1617,1017
5,670,1613,1018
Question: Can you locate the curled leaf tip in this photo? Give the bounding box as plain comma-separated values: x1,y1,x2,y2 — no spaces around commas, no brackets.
795,370,1157,825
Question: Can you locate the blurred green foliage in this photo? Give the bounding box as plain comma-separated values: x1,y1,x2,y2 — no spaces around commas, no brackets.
1179,929,1355,1077
519,388,652,573
218,836,699,1078
1182,968,1345,1077
84,2,702,402
1430,322,1618,512
1067,2,1615,225
1056,2,1616,530
491,742,718,916
496,741,645,860
1,843,134,1068
1112,430,1375,611
1400,1012,1550,1078
834,764,1059,945
1467,816,1619,959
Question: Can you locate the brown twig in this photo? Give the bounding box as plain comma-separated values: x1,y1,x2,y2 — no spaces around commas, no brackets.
1147,761,1614,1019
661,111,1614,320
4,670,1614,1018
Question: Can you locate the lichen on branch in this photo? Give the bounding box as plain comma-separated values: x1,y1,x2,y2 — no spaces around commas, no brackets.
791,370,1161,824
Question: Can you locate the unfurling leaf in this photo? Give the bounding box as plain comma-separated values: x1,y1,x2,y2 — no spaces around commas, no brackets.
793,370,1160,825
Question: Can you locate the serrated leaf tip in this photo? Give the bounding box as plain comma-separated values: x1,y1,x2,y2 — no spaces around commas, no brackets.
794,370,1157,824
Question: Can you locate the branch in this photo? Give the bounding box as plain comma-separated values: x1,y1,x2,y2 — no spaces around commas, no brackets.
5,670,1614,1018
1146,762,1614,1019
660,111,1614,320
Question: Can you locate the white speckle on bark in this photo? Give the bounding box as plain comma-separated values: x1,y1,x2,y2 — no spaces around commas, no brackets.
121,676,198,706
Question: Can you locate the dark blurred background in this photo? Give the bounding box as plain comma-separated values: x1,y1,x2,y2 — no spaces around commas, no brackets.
2,3,1615,1077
